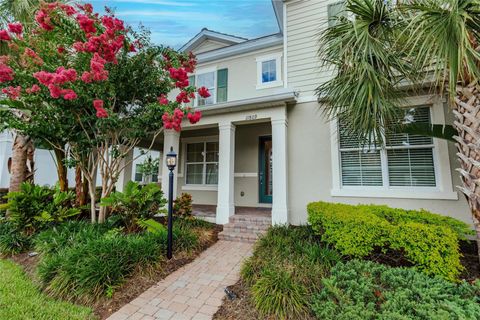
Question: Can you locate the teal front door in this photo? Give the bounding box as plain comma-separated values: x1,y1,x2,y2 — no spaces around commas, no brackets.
259,136,273,204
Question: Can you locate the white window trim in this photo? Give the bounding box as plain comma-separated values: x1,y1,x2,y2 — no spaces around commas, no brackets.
329,94,458,200
192,66,217,107
256,53,283,89
181,136,219,190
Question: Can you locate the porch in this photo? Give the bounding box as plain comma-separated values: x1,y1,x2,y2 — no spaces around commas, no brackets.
119,96,294,226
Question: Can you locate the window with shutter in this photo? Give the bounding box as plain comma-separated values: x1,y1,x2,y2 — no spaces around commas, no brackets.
338,106,436,188
217,68,228,103
327,2,346,27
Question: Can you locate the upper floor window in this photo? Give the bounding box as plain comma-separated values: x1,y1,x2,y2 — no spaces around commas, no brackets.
338,107,437,188
190,68,228,107
256,53,283,89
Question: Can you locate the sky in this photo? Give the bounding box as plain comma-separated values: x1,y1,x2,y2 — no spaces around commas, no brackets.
87,0,280,49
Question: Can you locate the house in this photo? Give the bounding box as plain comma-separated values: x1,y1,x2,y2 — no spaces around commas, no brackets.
151,0,469,229
0,0,471,234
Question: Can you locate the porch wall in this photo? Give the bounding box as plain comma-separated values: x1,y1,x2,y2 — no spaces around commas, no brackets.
175,123,272,207
286,101,472,226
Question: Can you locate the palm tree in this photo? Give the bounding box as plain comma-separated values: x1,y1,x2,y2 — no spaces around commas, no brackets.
317,0,480,258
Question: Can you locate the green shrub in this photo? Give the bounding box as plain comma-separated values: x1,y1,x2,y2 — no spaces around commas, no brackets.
100,181,166,232
173,193,193,218
0,222,31,255
35,220,201,302
251,267,308,319
33,221,113,255
241,225,341,318
312,260,480,320
0,183,80,236
307,202,470,281
37,232,166,302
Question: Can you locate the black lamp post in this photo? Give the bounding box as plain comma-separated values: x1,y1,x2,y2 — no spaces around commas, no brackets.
166,146,177,259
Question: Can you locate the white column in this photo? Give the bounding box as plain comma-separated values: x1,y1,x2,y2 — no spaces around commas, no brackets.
216,122,236,225
161,130,180,200
271,118,289,225
115,148,134,192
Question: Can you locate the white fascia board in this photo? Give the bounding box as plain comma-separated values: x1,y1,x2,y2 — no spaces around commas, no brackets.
195,91,296,116
196,33,284,64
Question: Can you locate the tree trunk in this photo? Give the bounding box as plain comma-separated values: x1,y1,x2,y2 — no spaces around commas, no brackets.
88,178,97,223
54,148,68,192
8,133,31,192
453,82,480,260
75,166,86,206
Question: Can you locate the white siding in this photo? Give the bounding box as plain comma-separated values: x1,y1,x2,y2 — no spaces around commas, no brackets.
286,0,334,100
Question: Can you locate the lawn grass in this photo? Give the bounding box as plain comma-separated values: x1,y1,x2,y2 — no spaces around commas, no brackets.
0,259,95,320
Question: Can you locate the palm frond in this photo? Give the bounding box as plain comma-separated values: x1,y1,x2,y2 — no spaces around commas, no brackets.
401,0,480,96
317,0,416,144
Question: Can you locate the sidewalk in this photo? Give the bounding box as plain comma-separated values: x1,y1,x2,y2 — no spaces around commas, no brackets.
108,240,253,320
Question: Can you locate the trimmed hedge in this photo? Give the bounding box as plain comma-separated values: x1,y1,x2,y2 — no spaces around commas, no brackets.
307,202,473,281
312,260,480,320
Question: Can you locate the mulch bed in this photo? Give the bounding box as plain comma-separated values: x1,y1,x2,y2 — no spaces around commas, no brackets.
9,224,222,320
213,240,480,320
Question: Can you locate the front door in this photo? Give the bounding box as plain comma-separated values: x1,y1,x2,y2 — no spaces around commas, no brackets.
259,136,273,203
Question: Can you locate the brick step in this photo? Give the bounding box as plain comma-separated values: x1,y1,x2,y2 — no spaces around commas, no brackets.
222,223,269,233
218,232,260,243
229,215,272,225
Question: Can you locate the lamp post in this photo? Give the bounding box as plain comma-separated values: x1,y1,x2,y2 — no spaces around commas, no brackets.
166,146,177,259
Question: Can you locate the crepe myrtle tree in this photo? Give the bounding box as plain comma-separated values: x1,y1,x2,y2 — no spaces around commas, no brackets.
0,1,209,223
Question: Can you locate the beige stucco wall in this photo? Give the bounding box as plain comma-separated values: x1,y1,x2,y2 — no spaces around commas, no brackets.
286,101,471,226
175,123,272,207
195,45,286,102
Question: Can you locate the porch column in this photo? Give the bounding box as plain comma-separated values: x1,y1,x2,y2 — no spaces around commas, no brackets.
115,148,133,192
216,122,236,224
161,129,180,200
271,118,289,225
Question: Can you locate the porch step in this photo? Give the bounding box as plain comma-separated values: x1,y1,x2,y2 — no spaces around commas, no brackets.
218,214,271,243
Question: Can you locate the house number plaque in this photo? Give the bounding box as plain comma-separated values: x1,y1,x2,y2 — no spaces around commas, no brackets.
246,114,257,120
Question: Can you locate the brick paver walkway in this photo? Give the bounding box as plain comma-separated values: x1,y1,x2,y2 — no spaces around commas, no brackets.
108,241,253,320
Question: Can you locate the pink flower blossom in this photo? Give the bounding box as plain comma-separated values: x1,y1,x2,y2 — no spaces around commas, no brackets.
0,64,14,82
48,84,62,98
187,111,202,124
2,86,21,100
26,84,41,94
7,23,22,35
93,99,108,118
0,30,11,41
60,4,77,16
157,94,169,105
34,71,54,86
35,10,54,31
198,86,211,98
77,14,97,34
62,89,77,100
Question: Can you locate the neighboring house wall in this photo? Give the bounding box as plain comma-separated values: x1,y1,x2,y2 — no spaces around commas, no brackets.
0,131,12,189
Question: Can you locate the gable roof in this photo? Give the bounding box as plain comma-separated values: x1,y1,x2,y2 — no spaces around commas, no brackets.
180,28,248,53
